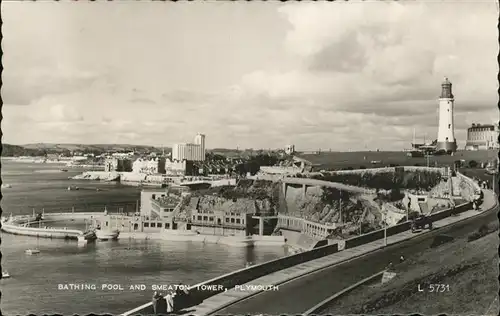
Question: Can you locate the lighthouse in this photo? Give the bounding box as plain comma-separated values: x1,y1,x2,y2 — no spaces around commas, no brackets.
436,77,457,154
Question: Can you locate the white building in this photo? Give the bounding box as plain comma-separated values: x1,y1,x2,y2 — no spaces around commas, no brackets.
285,145,295,155
465,123,499,150
436,77,457,154
132,157,161,174
111,152,135,158
172,133,206,162
133,157,191,175
164,159,188,176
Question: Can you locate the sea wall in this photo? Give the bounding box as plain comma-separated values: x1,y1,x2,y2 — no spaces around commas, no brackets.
42,212,104,220
2,212,106,240
159,231,284,247
72,171,119,181
325,166,447,175
119,232,162,240
1,222,83,239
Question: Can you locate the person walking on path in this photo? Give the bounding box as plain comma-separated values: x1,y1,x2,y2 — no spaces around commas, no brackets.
174,283,190,311
451,204,457,216
166,290,175,314
156,293,167,315
152,291,161,315
386,262,394,271
399,255,405,263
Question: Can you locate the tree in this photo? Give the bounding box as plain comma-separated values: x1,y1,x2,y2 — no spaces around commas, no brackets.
468,160,478,168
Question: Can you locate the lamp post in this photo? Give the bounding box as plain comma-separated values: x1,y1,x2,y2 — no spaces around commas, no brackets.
339,190,343,226
359,216,362,235
407,201,410,222
384,212,388,247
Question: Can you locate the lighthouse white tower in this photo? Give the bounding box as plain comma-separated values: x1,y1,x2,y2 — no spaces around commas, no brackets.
436,77,457,154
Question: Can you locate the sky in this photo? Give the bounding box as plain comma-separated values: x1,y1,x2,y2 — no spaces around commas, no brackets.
2,1,499,151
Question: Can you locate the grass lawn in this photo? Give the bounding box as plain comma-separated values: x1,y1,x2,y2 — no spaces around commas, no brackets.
319,227,499,315
298,150,497,170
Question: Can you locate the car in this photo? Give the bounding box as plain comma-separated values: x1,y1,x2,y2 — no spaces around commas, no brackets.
411,215,433,232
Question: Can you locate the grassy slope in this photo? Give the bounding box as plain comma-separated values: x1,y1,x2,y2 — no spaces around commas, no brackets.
320,229,499,315
298,150,497,169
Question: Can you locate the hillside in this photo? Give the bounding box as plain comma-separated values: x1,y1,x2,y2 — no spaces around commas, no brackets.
22,143,164,152
2,144,45,157
320,228,499,315
1,143,169,156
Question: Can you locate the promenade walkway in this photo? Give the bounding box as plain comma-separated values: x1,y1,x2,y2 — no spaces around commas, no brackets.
282,177,374,194
177,190,497,316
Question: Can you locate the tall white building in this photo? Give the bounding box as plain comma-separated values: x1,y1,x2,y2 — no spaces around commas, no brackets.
172,133,206,161
194,133,206,161
436,77,457,154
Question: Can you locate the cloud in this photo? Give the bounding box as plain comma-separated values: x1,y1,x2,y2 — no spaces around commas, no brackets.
1,2,497,151
240,2,497,118
2,64,103,105
130,98,156,104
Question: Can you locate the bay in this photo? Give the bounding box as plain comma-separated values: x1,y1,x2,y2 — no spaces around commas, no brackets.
1,160,286,315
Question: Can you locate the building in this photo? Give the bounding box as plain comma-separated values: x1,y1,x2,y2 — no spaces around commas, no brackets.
465,123,499,150
132,157,164,174
172,133,206,162
285,145,295,155
194,133,206,161
436,77,457,154
165,159,195,176
104,157,132,172
125,189,184,232
133,189,252,235
111,152,135,158
188,197,251,236
172,143,203,162
132,157,197,176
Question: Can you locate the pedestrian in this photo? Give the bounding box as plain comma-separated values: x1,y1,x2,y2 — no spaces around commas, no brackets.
399,255,405,263
156,293,167,315
166,290,175,314
175,283,190,311
387,262,393,270
152,291,161,315
451,204,457,216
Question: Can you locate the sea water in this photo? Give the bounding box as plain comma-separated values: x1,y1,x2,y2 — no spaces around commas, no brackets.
1,160,286,315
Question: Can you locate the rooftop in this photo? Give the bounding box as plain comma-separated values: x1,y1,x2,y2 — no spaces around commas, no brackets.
155,195,181,207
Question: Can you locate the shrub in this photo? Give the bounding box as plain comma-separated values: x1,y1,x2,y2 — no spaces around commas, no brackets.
317,170,441,191
321,187,351,204
467,223,498,242
377,188,405,202
468,160,478,168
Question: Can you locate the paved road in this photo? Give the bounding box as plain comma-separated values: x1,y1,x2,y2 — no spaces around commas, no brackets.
212,205,497,315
